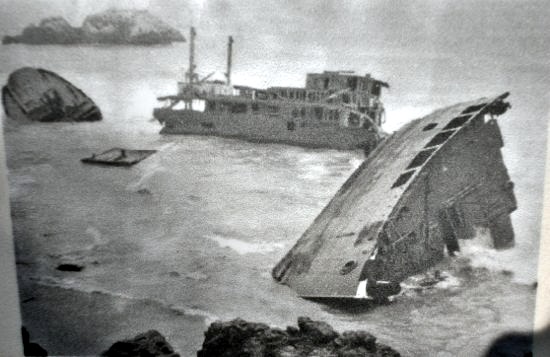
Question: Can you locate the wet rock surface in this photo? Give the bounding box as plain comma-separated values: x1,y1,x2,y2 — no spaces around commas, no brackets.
56,263,84,272
101,330,180,357
3,9,184,45
197,317,401,357
22,327,48,356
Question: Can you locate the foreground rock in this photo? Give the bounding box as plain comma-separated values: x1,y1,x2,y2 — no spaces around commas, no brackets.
102,330,179,357
2,67,102,122
22,327,48,356
3,9,185,45
197,317,400,356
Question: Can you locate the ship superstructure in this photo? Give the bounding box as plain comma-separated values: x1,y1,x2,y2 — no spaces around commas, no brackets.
154,28,388,153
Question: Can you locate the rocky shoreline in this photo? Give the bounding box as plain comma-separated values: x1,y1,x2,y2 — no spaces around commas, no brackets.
2,9,185,45
196,317,401,357
100,317,401,357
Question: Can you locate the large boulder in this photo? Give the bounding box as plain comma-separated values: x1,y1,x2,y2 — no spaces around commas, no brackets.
101,330,179,357
197,317,401,357
2,9,185,45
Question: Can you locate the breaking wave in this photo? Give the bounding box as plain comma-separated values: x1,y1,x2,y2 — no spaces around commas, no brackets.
29,275,220,324
207,234,284,255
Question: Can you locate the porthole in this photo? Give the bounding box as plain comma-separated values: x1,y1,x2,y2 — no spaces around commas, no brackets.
339,260,358,275
423,123,437,131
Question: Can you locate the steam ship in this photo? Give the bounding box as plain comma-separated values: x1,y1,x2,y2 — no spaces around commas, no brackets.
154,28,388,153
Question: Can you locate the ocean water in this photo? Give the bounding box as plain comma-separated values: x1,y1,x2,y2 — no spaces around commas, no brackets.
1,43,548,356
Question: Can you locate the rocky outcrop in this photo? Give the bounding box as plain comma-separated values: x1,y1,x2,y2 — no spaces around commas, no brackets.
197,317,401,357
101,330,179,357
3,17,82,45
2,9,185,45
81,9,185,45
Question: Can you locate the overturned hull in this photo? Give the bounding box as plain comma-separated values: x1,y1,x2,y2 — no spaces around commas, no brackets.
2,67,101,122
272,93,516,300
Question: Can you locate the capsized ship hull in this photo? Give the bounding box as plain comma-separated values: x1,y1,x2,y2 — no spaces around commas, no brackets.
272,93,516,301
154,106,382,151
2,67,101,122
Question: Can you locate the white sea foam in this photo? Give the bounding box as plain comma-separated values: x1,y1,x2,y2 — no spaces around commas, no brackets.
30,275,219,323
459,229,537,285
207,234,284,255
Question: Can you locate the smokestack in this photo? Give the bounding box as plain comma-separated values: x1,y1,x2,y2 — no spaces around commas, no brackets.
226,36,233,85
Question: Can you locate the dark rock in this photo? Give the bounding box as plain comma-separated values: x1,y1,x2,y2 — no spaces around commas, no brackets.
341,330,376,351
3,9,184,46
137,188,153,195
3,17,82,45
102,330,179,357
22,327,48,356
197,317,400,357
297,316,338,344
56,263,84,272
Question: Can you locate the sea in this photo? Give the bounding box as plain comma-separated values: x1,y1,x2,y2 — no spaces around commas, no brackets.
1,43,548,356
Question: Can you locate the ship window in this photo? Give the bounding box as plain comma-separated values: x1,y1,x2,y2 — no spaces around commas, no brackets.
462,103,486,114
423,123,437,131
339,260,358,275
231,103,248,113
443,115,470,130
343,93,350,104
314,106,323,120
407,148,436,169
392,170,415,188
287,121,295,131
207,101,216,112
268,105,280,114
218,102,230,112
347,77,358,90
372,83,381,96
424,130,455,148
349,112,361,126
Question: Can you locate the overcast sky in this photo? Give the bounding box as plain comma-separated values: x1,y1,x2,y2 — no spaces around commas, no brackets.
0,0,548,64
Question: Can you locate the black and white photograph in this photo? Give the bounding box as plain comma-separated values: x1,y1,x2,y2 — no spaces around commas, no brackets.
0,1,549,356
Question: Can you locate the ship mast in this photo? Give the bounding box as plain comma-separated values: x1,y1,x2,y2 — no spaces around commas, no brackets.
187,26,196,109
226,36,233,85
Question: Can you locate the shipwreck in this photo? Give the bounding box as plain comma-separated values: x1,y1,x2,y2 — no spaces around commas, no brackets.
2,67,102,122
81,148,157,167
272,93,516,301
154,28,388,153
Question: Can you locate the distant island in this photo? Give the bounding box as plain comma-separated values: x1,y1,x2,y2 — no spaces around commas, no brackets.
2,9,185,45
